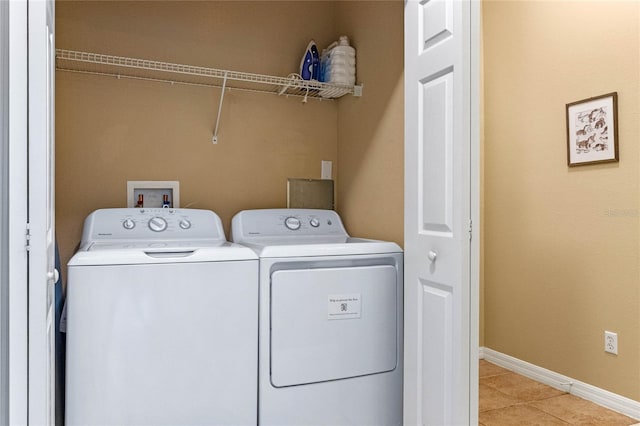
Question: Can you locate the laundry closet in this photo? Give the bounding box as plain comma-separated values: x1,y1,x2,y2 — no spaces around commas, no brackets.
54,0,405,272
51,1,640,421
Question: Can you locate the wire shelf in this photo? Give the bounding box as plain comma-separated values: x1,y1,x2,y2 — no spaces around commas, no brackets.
55,49,361,100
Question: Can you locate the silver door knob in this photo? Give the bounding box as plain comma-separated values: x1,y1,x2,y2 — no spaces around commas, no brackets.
428,250,438,262
47,268,60,283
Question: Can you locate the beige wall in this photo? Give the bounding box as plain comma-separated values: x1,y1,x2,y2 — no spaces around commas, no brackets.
335,1,404,246
56,1,340,270
483,1,640,399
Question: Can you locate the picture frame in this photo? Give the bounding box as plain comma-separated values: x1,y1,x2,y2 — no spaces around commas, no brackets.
566,92,618,167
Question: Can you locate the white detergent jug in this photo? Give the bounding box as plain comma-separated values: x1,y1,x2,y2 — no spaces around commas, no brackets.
321,35,356,86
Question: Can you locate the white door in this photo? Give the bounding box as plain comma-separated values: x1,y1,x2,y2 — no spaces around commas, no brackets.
28,0,57,423
404,0,479,425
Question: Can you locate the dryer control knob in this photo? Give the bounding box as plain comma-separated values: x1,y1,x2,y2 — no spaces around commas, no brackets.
284,216,301,230
309,218,320,228
122,218,136,230
179,219,192,230
148,217,168,232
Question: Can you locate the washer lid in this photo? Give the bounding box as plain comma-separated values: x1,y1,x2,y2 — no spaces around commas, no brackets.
68,208,259,265
86,240,226,251
68,242,258,266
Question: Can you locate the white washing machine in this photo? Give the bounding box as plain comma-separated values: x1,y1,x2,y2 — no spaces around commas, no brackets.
231,209,403,426
65,208,259,426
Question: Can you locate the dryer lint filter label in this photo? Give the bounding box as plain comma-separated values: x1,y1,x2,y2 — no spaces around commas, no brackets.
327,294,361,320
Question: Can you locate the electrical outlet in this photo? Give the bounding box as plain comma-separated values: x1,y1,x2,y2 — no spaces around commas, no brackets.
604,331,618,355
321,161,332,180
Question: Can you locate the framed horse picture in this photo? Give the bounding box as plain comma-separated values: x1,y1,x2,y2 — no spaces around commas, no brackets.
566,92,618,167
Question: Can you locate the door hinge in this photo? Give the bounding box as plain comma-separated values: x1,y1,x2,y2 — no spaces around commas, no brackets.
25,222,31,251
468,219,473,241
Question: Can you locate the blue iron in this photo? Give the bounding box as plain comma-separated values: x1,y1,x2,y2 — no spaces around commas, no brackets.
311,43,320,80
300,40,319,81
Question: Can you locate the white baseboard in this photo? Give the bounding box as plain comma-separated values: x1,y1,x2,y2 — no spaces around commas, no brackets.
481,347,640,421
478,346,485,359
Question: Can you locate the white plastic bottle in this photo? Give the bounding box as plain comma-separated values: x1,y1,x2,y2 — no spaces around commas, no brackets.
322,36,356,86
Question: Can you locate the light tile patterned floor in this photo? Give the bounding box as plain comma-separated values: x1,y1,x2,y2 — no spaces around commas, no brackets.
479,360,639,425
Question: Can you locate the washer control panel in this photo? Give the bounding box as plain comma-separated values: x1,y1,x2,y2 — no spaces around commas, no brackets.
232,209,348,240
81,208,226,244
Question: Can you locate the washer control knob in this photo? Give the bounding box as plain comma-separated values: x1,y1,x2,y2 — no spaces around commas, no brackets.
148,217,168,232
309,218,320,228
122,218,136,230
179,219,192,230
284,216,301,230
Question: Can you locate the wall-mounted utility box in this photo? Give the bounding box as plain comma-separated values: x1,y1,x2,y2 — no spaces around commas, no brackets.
127,181,180,208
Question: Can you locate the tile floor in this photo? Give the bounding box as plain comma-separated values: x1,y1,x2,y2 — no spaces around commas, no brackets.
479,360,640,425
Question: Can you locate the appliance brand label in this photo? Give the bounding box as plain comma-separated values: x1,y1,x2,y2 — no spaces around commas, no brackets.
327,293,361,320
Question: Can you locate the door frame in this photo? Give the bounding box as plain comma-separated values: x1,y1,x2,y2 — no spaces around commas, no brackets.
3,0,56,424
28,0,57,423
470,0,481,422
4,0,30,424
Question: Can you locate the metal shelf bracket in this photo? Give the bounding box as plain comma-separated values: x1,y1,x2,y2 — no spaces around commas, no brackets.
212,71,228,144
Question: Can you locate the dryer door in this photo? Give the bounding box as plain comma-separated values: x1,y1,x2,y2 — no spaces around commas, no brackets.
270,265,397,387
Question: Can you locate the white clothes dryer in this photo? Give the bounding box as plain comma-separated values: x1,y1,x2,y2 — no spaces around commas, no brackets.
231,209,403,426
65,208,258,426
